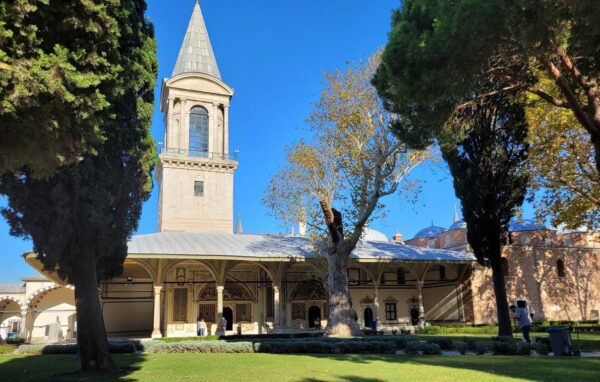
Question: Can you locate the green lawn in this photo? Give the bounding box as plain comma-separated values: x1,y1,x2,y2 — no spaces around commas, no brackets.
413,332,600,352
1,353,599,382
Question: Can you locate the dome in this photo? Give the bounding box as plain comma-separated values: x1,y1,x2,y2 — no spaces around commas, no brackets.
413,225,446,239
362,228,388,242
448,220,467,231
509,219,545,232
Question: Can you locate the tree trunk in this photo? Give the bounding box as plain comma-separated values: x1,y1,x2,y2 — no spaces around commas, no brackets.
72,253,116,372
325,245,362,336
489,250,513,337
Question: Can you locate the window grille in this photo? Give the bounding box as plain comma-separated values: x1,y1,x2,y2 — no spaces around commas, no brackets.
385,303,397,320
173,288,188,322
194,181,204,197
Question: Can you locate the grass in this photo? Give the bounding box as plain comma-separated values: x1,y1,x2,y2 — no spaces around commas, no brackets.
413,332,600,352
0,345,15,354
0,353,599,382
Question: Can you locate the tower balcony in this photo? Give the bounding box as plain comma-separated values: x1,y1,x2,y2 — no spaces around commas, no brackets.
160,147,237,161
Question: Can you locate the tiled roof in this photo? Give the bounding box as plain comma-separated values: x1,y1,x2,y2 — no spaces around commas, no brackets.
0,283,25,293
172,2,221,79
127,231,475,263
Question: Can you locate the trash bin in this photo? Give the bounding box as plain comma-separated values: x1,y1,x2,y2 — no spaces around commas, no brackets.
546,326,573,356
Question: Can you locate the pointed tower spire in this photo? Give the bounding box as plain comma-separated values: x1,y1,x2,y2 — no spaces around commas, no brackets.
172,1,221,79
453,205,459,222
236,214,243,234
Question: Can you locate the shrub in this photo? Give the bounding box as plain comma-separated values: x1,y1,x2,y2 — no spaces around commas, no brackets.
421,343,442,355
405,341,423,354
17,341,138,355
5,337,25,345
146,340,254,354
223,332,323,341
455,341,467,355
463,337,478,351
254,339,395,354
157,336,220,343
426,337,453,350
516,342,531,356
15,344,45,355
475,342,488,355
492,340,518,355
535,341,551,355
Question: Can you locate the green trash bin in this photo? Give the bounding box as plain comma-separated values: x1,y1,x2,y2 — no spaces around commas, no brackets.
546,326,573,356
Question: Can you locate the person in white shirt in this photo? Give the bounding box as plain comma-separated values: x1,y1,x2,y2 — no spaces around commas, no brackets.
510,305,532,343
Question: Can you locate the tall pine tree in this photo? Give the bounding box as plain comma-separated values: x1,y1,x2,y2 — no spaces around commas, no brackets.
440,90,529,337
0,0,157,372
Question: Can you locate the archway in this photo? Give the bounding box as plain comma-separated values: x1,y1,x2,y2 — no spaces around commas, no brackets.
410,307,419,325
363,307,373,328
223,307,233,331
0,298,23,338
308,306,321,328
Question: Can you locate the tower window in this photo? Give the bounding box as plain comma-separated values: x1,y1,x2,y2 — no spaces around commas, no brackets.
194,181,204,197
189,106,209,156
557,259,566,278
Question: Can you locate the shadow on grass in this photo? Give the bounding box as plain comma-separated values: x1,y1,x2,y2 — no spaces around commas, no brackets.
300,377,385,382
0,353,145,382
285,353,600,382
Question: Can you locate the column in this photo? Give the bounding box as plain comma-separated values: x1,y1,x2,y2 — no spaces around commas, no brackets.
151,286,163,338
273,284,281,327
373,283,380,327
223,105,229,155
417,280,426,329
208,103,217,154
216,285,225,334
166,97,174,149
20,309,28,341
180,99,188,152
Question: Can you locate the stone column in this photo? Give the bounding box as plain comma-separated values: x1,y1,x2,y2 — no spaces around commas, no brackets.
417,280,426,329
166,97,174,149
180,98,188,152
208,103,217,154
151,286,163,338
216,285,225,334
223,105,230,156
20,309,28,341
273,284,281,327
373,283,380,325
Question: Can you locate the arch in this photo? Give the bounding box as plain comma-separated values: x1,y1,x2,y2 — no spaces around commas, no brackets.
556,259,566,278
308,306,321,328
159,259,218,284
26,284,74,310
291,279,327,300
363,307,373,328
0,296,24,310
223,307,233,330
126,259,157,283
189,106,209,157
27,285,75,341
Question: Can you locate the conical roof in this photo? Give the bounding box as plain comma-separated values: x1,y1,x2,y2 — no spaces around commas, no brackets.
172,1,221,79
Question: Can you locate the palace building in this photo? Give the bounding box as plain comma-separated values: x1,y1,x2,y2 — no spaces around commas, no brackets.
2,2,599,343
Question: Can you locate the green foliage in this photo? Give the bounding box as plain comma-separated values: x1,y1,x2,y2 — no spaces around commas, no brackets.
255,339,395,354
146,341,254,354
421,343,442,355
455,341,467,355
156,336,220,343
0,0,157,283
517,342,532,356
0,344,15,354
426,337,453,350
375,0,600,168
405,341,423,354
4,337,25,345
492,340,518,355
0,0,155,176
417,325,499,335
15,341,137,355
475,342,489,355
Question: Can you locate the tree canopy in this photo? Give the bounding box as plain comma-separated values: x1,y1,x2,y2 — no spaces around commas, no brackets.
0,0,147,176
374,0,600,173
0,0,157,372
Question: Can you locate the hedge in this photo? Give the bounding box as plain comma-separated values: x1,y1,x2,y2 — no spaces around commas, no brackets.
16,341,137,355
156,336,220,343
145,341,254,354
221,332,323,341
253,340,395,354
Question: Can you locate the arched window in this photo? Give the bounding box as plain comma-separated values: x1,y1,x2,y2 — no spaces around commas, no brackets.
557,259,566,278
501,257,509,277
189,106,209,157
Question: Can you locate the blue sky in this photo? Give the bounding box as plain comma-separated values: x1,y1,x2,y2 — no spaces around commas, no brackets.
0,0,534,282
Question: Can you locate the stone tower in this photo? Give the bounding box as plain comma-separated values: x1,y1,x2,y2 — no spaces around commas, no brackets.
157,1,237,233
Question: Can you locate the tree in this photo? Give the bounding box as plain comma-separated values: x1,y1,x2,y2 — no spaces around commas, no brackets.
440,90,529,337
526,71,600,230
264,53,429,336
373,0,600,174
0,0,157,372
0,0,128,176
